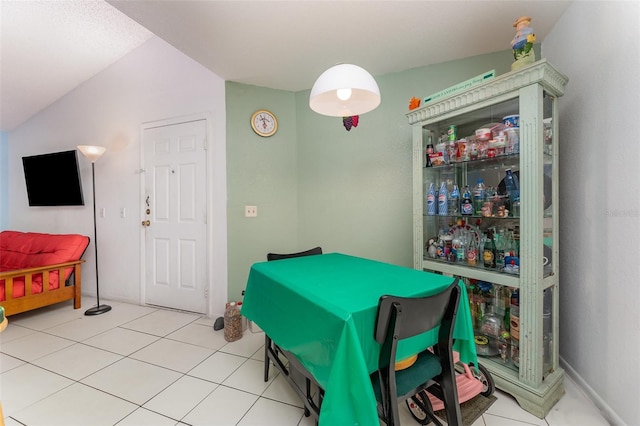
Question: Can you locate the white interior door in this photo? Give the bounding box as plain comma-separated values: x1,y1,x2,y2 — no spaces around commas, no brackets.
143,119,207,314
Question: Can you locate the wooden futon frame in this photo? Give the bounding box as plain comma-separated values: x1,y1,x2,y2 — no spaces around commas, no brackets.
0,261,84,316
0,230,89,317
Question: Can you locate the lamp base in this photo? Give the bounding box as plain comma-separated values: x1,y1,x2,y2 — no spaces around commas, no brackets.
85,304,112,316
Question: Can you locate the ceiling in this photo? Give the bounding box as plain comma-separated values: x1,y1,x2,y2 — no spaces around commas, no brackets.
0,0,572,132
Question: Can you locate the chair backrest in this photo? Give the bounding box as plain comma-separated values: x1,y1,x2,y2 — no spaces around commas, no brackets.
374,278,461,370
267,246,323,261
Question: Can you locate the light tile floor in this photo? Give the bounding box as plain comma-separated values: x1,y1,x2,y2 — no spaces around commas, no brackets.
0,298,609,426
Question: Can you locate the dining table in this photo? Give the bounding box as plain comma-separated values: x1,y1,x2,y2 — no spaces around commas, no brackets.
240,252,477,425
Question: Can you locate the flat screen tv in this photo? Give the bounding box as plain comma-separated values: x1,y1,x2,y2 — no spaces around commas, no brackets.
22,150,85,206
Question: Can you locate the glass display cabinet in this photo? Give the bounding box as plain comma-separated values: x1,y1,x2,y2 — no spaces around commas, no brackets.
406,59,568,417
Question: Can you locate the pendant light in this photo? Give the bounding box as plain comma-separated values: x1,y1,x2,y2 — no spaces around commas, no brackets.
309,64,381,117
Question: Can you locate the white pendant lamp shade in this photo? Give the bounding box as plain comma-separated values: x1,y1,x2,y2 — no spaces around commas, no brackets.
309,64,381,117
77,145,106,163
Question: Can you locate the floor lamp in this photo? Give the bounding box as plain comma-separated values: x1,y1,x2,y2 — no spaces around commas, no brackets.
77,145,111,315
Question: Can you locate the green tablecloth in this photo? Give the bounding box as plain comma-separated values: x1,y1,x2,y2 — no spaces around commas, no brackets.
241,253,476,426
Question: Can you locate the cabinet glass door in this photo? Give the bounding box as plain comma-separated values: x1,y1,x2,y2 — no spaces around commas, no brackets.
409,61,568,417
543,91,555,278
422,97,521,281
541,90,557,377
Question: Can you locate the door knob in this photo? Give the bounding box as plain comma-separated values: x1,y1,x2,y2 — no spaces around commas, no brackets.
141,220,151,227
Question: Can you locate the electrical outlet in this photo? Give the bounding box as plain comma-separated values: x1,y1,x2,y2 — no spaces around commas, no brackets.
245,205,257,217
120,208,126,218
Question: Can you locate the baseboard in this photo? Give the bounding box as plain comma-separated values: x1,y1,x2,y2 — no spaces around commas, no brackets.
559,356,624,426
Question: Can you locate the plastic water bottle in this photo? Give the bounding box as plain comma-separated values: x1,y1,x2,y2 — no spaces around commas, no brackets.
457,232,468,263
438,181,448,215
224,302,243,342
448,184,460,214
504,169,520,206
461,186,473,216
426,182,436,215
473,179,486,215
451,230,460,261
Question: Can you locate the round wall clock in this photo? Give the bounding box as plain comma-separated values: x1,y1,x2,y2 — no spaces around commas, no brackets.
251,109,278,137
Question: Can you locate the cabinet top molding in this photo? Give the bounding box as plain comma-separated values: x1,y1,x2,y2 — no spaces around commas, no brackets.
406,59,568,125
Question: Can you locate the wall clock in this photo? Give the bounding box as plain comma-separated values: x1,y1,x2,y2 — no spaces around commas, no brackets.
251,109,278,137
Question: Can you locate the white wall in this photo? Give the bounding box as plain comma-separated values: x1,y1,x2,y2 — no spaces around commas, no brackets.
0,131,7,230
542,2,640,425
7,36,228,317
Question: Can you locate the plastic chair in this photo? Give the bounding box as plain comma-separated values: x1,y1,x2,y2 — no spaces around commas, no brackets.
264,247,323,420
371,278,462,426
266,246,323,262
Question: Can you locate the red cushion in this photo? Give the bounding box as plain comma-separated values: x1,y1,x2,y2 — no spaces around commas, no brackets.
0,231,90,301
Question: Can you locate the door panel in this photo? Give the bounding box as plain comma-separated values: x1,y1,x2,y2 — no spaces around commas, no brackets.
143,119,207,314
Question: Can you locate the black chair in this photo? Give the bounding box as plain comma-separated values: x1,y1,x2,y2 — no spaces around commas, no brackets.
266,246,323,262
264,247,323,420
371,278,462,426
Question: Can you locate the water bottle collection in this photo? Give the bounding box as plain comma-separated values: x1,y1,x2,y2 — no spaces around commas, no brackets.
426,169,521,274
427,169,520,218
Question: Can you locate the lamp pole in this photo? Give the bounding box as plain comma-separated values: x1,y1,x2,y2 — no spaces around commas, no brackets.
77,145,111,315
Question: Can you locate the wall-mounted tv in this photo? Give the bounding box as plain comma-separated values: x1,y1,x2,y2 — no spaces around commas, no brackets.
22,150,85,206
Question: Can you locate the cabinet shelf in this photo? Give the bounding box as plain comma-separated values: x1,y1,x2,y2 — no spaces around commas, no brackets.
424,256,520,275
426,153,519,170
408,60,568,418
423,260,520,287
424,214,518,220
